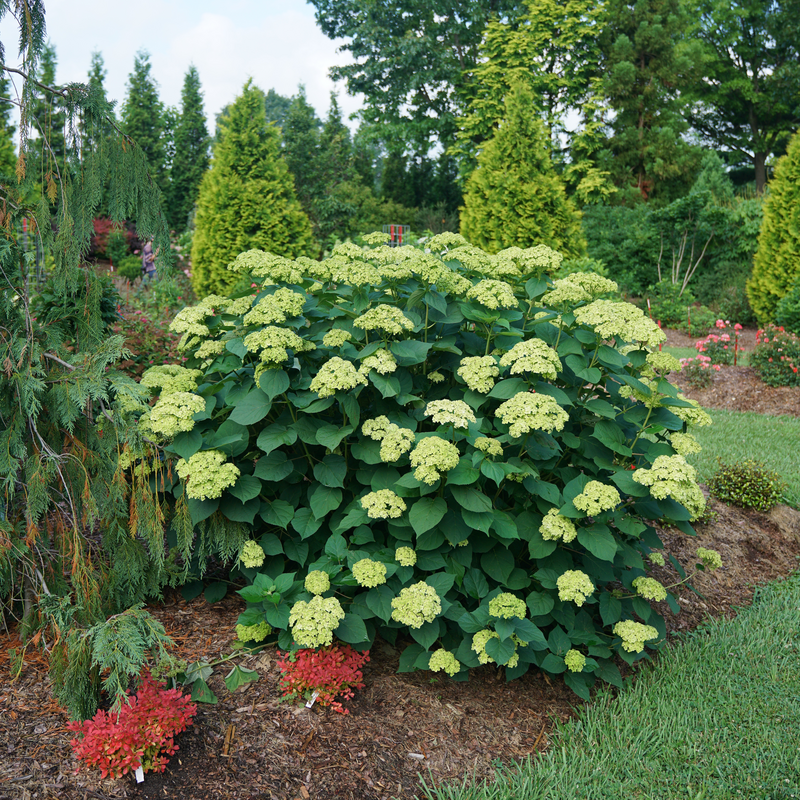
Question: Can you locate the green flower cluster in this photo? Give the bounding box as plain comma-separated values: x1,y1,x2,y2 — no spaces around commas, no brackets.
613,620,659,653
466,279,518,310
474,437,503,457
428,370,445,383
618,376,663,408
471,630,524,668
304,570,331,595
424,399,476,429
557,570,595,606
409,437,461,484
322,328,352,348
289,595,345,648
395,547,417,567
697,548,722,570
240,541,266,568
542,278,591,306
170,304,211,337
572,481,621,516
643,352,682,377
488,593,527,619
457,356,499,393
310,357,368,398
633,455,706,519
499,339,561,380
564,649,586,673
632,576,667,602
360,489,406,520
243,326,312,364
175,450,240,500
671,398,713,428
428,649,461,677
140,365,203,396
539,509,577,542
648,553,666,567
352,558,388,588
495,392,569,437
228,249,304,284
243,288,306,326
391,582,441,628
235,622,271,642
353,304,415,335
573,300,666,347
362,417,416,463
141,392,206,438
668,432,702,456
359,349,397,375
564,272,618,297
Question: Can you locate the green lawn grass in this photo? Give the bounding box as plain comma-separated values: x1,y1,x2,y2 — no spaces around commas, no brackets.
689,409,800,509
420,574,800,800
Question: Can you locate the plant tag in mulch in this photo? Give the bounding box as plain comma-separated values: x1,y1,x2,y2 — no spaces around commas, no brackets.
134,766,144,783
305,690,320,708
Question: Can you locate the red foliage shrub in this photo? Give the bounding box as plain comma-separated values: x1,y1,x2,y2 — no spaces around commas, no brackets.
91,218,137,258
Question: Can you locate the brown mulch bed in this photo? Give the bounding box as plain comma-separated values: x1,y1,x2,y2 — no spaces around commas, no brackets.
3,331,800,800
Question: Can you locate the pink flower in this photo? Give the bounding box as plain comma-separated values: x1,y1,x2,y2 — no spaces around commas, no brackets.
715,319,725,329
713,365,721,371
769,357,773,362
734,323,743,331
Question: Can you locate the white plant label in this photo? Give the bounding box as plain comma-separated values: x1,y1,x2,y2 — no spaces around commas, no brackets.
134,766,145,783
305,690,320,708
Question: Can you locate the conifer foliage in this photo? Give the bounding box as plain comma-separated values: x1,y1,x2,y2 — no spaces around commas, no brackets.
191,80,315,297
747,130,800,322
460,83,585,256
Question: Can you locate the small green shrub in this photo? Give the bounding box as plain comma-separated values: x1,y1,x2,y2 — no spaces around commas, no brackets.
774,280,800,335
674,305,717,337
750,325,800,387
647,281,695,328
707,459,785,511
678,356,718,388
136,233,713,700
714,279,757,326
116,255,143,281
107,228,130,266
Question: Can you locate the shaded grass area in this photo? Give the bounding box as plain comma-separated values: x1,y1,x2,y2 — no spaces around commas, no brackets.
420,574,800,800
689,409,800,509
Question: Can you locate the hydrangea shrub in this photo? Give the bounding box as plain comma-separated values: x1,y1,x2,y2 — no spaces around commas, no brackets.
142,233,711,699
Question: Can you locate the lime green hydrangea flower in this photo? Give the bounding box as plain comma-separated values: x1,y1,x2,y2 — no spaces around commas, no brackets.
235,622,271,643
540,508,578,543
361,489,407,519
310,357,368,398
175,450,240,501
632,455,706,519
471,630,523,668
228,249,303,283
613,620,659,653
542,279,591,306
697,547,722,570
474,437,503,457
395,547,417,567
668,432,702,456
499,339,562,380
648,552,666,567
243,326,312,364
557,570,595,606
632,576,667,602
488,593,527,619
362,416,392,440
466,279,518,310
353,304,415,335
573,300,665,348
352,558,388,588
390,582,441,628
457,356,499,393
497,244,562,276
428,649,461,677
362,231,391,246
424,399,476,429
564,272,619,297
304,570,331,595
428,370,445,383
322,329,353,348
141,392,206,437
572,481,621,516
195,339,226,363
619,376,664,408
225,296,256,315
359,349,397,375
379,426,416,463
643,352,682,377
427,232,469,253
495,392,569,437
141,365,203,396
328,257,382,287
417,260,472,295
564,649,586,673
240,541,265,569
289,595,345,648
409,437,460,484
672,396,713,427
243,288,305,326
170,305,211,337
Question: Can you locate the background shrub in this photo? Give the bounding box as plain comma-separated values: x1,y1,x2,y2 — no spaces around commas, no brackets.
116,255,143,281
707,460,785,511
750,325,800,387
774,280,800,335
140,235,711,700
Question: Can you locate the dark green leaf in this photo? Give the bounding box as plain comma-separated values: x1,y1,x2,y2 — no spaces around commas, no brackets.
313,455,347,488
480,548,514,583
488,378,528,399
229,474,262,503
576,525,618,562
316,424,354,450
599,593,622,626
204,581,228,604
259,499,294,529
398,643,425,673
190,678,218,704
411,619,440,650
390,339,433,364
257,424,297,455
335,613,369,645
450,485,492,513
446,460,480,486
291,508,323,539
229,388,272,425
254,451,294,482
224,665,259,693
463,568,490,599
188,497,219,525
309,485,343,520
409,497,447,536
172,429,203,460
425,572,455,597
365,585,394,622
220,496,260,525
527,590,555,617
564,671,592,701
258,369,290,400
484,636,516,665
324,533,349,560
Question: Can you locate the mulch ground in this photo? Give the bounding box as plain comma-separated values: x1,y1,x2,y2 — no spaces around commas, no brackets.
2,329,800,800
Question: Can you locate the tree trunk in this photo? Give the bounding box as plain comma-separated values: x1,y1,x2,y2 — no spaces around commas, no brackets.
754,152,767,193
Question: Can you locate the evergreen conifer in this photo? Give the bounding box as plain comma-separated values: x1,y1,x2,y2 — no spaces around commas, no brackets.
747,130,800,321
459,83,585,256
166,65,210,231
190,80,315,297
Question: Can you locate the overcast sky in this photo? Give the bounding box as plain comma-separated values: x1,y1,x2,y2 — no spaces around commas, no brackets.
1,0,362,131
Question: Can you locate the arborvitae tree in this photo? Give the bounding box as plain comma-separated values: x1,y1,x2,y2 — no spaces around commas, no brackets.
191,80,315,297
121,50,167,193
380,149,415,208
166,65,210,231
28,42,66,183
460,83,585,256
281,86,322,215
0,71,16,176
264,88,292,127
1,0,175,718
747,130,800,322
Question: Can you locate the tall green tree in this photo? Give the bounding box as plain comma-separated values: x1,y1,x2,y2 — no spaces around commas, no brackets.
309,0,525,152
747,130,800,321
28,42,66,184
0,71,16,176
281,87,322,217
600,0,702,202
166,65,210,230
460,83,585,255
120,50,167,193
687,0,800,192
191,80,315,297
